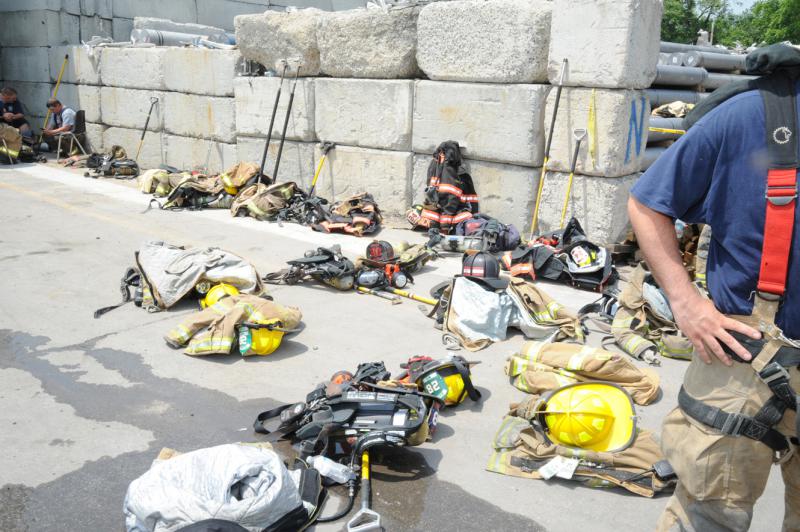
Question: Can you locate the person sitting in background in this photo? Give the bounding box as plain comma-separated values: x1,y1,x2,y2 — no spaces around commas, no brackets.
1,87,32,140
41,98,77,153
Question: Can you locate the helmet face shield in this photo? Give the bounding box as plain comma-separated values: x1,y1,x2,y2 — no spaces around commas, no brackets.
536,382,636,453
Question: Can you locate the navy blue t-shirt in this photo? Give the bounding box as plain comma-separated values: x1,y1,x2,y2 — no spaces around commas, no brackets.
631,80,800,339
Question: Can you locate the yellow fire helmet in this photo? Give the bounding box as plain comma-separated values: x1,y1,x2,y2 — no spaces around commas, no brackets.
200,283,240,309
240,319,284,356
400,355,481,406
535,382,637,453
220,172,238,196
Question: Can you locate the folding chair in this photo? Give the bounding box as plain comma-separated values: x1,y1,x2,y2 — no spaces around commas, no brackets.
56,110,88,162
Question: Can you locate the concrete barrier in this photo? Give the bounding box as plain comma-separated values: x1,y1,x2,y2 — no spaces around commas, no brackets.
234,77,316,142
548,0,662,89
0,10,79,47
235,136,316,187
318,7,420,78
80,15,113,40
412,155,538,231
543,87,649,177
78,85,101,123
164,134,237,173
235,10,324,76
133,16,225,36
103,126,165,169
535,172,639,244
9,81,55,120
315,145,412,215
1,48,50,83
417,0,551,84
314,79,413,151
162,49,242,97
163,92,237,143
100,87,165,131
100,48,166,90
413,81,550,167
49,46,103,85
197,0,271,31
112,0,198,22
81,0,112,18
112,17,134,42
84,122,107,152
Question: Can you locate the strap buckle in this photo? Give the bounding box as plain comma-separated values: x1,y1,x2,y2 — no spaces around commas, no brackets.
721,413,747,436
765,182,798,206
760,361,792,386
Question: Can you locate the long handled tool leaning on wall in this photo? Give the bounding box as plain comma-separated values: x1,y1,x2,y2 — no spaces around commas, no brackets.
135,97,159,163
272,64,301,184
37,53,69,149
529,58,568,239
559,128,587,228
258,60,288,184
309,141,335,197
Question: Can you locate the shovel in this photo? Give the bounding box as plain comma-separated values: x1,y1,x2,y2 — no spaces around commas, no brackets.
347,449,382,532
559,128,588,229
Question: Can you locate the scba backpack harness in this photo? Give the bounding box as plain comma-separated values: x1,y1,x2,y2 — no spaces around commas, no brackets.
679,66,800,455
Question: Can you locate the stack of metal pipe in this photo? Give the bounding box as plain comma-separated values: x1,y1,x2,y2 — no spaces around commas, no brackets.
643,41,758,171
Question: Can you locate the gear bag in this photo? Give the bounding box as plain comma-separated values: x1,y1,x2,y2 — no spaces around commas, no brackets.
453,214,521,253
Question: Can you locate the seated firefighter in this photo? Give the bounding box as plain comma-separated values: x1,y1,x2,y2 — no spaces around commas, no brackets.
42,98,78,153
1,87,32,140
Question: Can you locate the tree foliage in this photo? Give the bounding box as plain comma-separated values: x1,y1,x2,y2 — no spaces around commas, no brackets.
661,0,800,47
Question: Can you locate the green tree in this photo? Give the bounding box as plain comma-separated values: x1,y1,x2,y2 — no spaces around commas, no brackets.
728,0,800,45
662,0,700,43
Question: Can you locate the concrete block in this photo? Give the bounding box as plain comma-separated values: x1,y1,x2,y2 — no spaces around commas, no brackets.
78,85,101,123
197,0,270,31
55,83,80,114
112,0,198,23
7,81,54,120
318,7,420,79
234,77,315,142
133,17,225,36
162,48,242,97
535,172,639,244
163,92,236,144
100,47,165,89
412,154,538,231
112,17,134,42
0,48,50,83
330,0,363,10
0,0,63,11
544,87,649,177
235,10,324,76
0,10,80,47
84,122,107,152
81,0,113,18
315,145,412,215
548,0,662,89
100,87,165,131
49,46,103,86
417,0,551,83
413,80,550,167
314,78,412,151
103,126,165,169
165,134,238,174
235,136,316,186
80,15,113,40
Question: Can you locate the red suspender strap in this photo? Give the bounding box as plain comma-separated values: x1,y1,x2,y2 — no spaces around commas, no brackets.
757,168,798,296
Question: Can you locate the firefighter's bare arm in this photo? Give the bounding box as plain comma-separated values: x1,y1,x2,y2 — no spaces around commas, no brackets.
628,195,760,365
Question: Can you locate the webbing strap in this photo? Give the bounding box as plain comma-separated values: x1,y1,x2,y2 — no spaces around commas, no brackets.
678,387,789,452
758,169,798,295
757,74,799,297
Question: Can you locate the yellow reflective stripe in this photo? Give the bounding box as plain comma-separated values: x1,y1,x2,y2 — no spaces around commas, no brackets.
567,346,593,370
495,417,523,448
546,300,561,318
519,341,546,362
514,375,530,393
612,316,635,328
170,324,192,343
487,451,504,473
507,355,529,376
623,335,648,354
554,374,573,387
186,337,234,353
248,202,267,216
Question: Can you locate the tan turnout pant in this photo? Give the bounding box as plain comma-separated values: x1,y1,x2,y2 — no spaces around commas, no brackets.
656,347,800,531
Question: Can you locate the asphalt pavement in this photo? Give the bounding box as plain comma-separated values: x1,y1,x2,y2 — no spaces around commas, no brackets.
0,161,784,531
